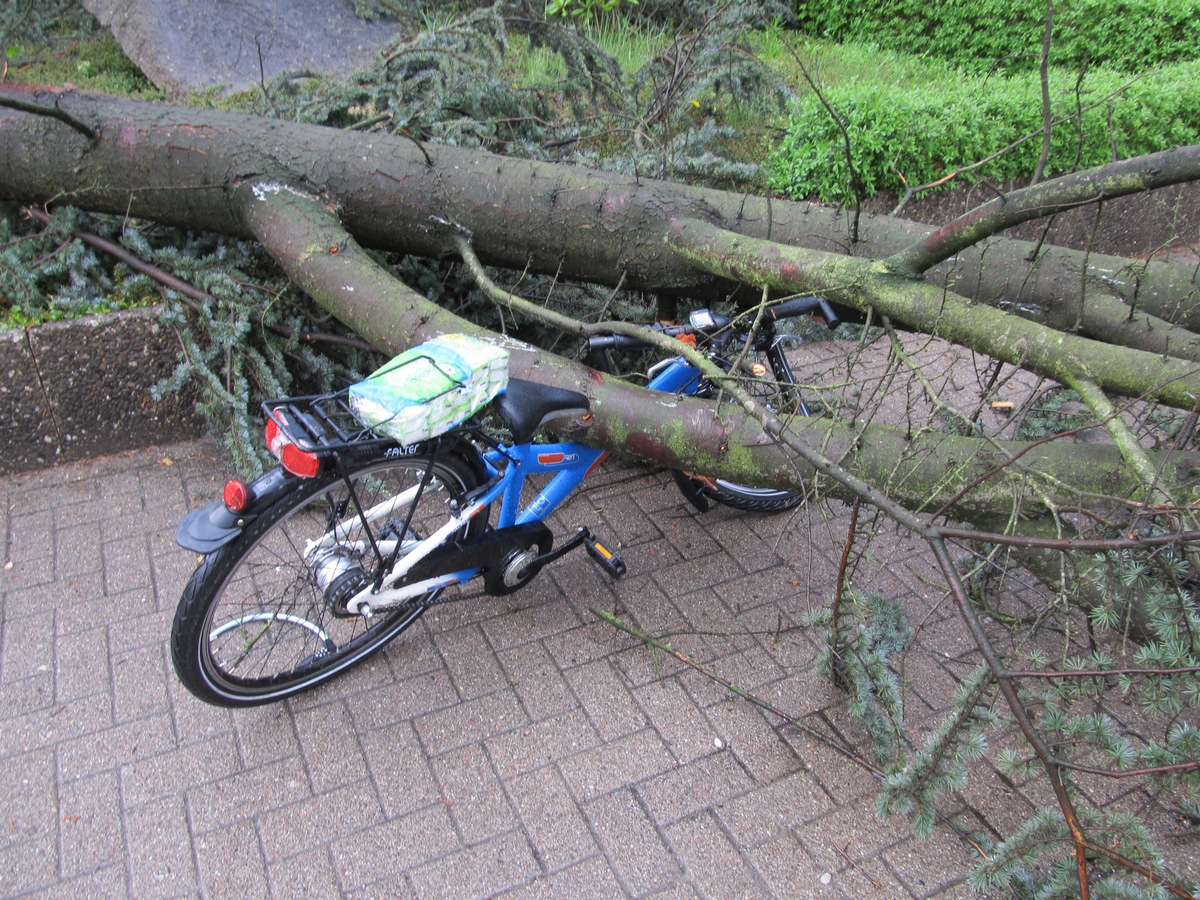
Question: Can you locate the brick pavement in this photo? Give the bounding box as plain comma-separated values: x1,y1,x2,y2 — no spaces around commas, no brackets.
1,438,1024,897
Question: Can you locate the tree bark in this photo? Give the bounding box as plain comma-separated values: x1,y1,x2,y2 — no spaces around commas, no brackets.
2,83,1198,324
1,84,1198,523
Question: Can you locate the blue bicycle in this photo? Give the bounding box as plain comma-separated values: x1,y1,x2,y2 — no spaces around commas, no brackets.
172,368,624,707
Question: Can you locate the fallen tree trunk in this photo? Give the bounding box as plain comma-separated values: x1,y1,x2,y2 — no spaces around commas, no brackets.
2,84,1198,327
1,83,1198,523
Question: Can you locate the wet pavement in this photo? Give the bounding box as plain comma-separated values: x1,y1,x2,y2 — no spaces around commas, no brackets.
0,438,1080,897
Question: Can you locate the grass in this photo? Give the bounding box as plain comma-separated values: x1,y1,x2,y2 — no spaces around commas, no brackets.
4,30,162,98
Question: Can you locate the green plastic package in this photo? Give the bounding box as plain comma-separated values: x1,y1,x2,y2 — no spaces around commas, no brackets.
348,334,509,443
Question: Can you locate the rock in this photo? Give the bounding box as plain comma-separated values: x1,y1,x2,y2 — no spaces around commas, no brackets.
82,0,403,98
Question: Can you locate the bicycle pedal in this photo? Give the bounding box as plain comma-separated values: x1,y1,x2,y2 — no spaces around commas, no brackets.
584,532,626,578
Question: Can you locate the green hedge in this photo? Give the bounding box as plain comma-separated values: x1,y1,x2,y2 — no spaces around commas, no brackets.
794,0,1200,73
767,61,1200,204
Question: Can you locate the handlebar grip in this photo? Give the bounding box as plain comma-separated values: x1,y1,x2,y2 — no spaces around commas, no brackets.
587,334,653,350
768,295,841,330
588,323,696,350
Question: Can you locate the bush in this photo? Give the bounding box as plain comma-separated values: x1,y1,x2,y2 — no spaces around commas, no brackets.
768,60,1200,203
793,0,1200,74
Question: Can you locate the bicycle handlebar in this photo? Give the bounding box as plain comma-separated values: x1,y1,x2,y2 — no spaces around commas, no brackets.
586,296,841,351
766,295,841,330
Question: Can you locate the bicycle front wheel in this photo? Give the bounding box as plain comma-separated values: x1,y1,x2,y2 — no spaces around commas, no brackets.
171,449,487,707
687,349,808,513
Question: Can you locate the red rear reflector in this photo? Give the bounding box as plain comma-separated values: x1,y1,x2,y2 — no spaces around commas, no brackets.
223,479,250,513
265,411,321,478
280,443,321,478
537,452,566,465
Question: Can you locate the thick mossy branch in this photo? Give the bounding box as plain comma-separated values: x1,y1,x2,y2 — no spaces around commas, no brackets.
666,216,1200,412
885,145,1200,277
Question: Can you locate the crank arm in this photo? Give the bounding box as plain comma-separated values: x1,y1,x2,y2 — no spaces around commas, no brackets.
530,527,626,578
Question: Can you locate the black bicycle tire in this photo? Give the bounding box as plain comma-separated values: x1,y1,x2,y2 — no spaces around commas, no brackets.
686,350,808,514
697,477,805,513
170,447,487,707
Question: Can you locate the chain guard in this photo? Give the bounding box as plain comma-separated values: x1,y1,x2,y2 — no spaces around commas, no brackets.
397,521,554,598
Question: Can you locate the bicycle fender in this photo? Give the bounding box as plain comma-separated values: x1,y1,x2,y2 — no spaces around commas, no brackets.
175,467,296,554
670,470,712,513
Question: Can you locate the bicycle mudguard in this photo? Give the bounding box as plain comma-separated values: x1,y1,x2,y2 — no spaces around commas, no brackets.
670,470,712,513
175,467,296,554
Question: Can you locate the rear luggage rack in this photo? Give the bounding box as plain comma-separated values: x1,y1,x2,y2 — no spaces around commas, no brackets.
261,392,408,454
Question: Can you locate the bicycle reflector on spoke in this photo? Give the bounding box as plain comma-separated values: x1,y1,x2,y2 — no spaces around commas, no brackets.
265,411,321,478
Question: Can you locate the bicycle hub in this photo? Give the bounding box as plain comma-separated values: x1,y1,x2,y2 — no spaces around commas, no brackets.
310,548,370,617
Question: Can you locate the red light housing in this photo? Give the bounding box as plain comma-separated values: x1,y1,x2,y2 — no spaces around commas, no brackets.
265,412,322,478
223,479,250,513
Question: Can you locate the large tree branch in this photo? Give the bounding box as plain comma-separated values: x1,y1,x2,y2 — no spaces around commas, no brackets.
2,84,1199,336
2,85,1198,521
885,147,1200,277
230,180,1191,518
666,217,1200,411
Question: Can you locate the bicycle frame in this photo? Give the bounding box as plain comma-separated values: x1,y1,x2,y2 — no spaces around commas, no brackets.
646,338,810,416
317,436,607,615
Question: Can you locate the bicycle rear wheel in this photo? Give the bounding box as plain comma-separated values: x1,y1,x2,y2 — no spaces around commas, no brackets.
171,448,487,707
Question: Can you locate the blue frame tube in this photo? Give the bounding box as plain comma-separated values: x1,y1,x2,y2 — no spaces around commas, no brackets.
646,357,702,394
484,441,607,528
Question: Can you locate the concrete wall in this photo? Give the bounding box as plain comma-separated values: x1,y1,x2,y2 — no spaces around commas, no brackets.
0,307,206,474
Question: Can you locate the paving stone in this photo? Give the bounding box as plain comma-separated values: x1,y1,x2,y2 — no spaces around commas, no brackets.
186,757,311,835
54,522,104,581
268,846,342,897
3,512,58,591
57,768,125,878
108,638,170,724
505,765,597,872
714,769,834,848
563,658,648,741
345,666,461,731
584,788,681,895
232,704,304,768
0,829,58,896
57,711,175,782
497,854,622,897
290,700,368,794
358,722,439,819
415,685,529,757
0,692,114,760
798,795,910,874
54,624,111,705
479,592,586,654
0,609,55,683
330,804,458,891
497,639,578,721
6,438,1168,897
487,707,600,779
702,699,804,784
434,622,506,700
667,809,765,896
0,749,56,857
407,829,540,898
557,728,675,804
256,779,384,862
193,819,271,900
433,742,519,845
0,670,54,717
883,830,978,899
637,749,755,826
633,675,720,766
122,795,201,896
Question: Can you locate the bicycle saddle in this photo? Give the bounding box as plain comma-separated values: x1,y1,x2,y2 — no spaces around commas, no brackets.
496,378,590,443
